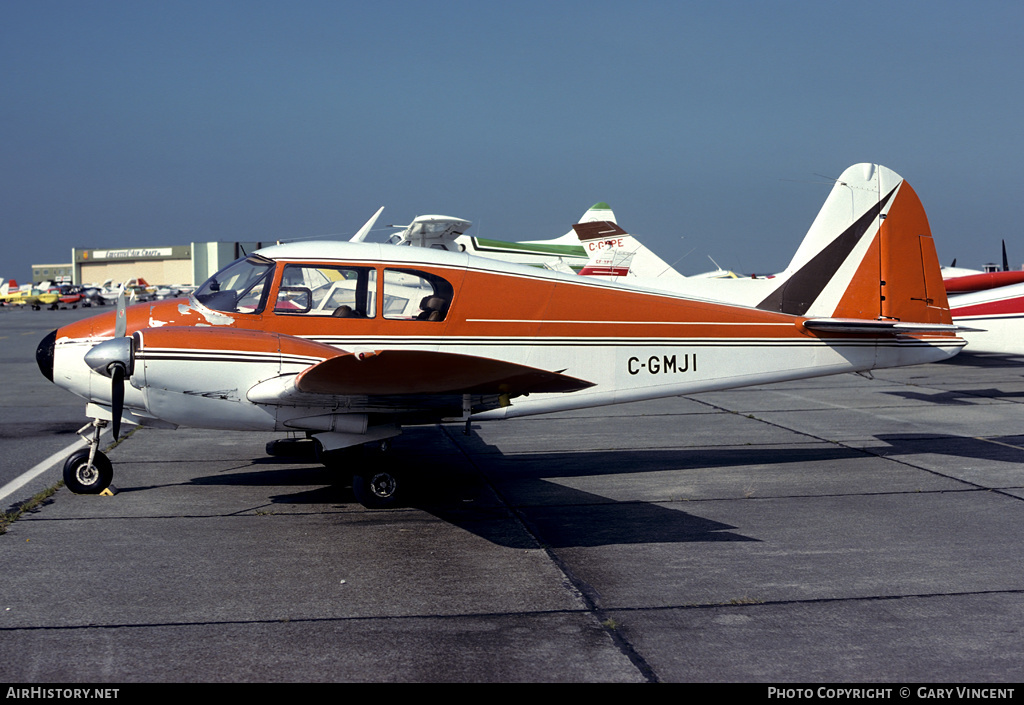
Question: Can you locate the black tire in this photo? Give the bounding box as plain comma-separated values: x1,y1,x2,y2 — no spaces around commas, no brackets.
352,469,404,509
63,449,113,494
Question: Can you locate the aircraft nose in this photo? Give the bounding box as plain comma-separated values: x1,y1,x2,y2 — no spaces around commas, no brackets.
36,329,56,382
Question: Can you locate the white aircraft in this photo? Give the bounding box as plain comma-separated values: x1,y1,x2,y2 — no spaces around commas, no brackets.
380,201,742,282
37,163,962,507
379,212,591,271
567,218,741,282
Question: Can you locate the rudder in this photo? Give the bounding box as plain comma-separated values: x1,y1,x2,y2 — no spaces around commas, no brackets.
878,180,951,324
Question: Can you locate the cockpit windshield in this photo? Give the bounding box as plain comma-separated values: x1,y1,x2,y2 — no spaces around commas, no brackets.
193,254,275,314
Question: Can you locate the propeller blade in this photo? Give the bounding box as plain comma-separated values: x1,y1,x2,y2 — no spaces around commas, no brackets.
111,364,125,440
114,285,127,338
1003,240,1009,271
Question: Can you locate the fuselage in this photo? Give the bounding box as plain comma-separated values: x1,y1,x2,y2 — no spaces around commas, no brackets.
39,241,964,435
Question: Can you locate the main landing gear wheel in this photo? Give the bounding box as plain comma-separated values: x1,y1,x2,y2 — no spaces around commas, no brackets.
63,448,113,495
352,468,404,509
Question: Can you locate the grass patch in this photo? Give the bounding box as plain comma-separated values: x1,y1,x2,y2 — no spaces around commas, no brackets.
0,427,138,536
0,481,63,536
726,596,764,605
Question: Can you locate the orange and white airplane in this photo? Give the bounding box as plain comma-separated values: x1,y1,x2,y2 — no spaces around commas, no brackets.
36,163,962,507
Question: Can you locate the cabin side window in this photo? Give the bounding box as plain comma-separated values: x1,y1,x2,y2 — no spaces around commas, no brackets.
274,265,377,318
382,269,454,321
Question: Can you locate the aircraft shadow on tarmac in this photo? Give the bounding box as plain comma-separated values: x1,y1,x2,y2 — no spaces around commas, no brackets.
940,352,1024,369
175,426,1024,549
176,439,773,549
420,431,1024,548
882,388,1024,405
871,433,1024,462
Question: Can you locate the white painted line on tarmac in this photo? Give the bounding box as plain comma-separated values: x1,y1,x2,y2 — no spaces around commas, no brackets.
0,437,90,504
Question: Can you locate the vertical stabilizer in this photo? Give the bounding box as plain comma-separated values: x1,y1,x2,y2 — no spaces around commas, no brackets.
573,220,686,281
578,202,616,224
756,163,950,324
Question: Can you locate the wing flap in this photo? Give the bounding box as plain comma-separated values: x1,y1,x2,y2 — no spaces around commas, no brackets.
295,350,594,396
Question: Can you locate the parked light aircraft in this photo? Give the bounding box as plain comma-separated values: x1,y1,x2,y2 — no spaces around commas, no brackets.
569,219,740,282
386,202,739,282
942,242,1024,294
928,242,1024,355
381,209,590,271
36,163,962,507
946,283,1024,355
1,279,59,309
96,278,154,304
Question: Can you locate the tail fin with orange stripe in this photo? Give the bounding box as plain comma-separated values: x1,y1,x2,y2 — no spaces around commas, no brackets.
754,163,952,326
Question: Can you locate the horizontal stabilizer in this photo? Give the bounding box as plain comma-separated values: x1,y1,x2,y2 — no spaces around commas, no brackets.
295,350,595,396
803,318,962,335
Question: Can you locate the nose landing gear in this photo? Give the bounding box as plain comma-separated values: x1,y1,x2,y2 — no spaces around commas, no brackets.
64,419,114,494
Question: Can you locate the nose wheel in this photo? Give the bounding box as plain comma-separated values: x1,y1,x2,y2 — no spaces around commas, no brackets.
63,448,113,494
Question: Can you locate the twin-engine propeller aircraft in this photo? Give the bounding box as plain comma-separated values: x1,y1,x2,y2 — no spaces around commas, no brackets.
36,163,963,507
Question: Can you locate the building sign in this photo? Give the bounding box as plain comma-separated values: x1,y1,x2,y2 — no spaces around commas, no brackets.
87,248,173,260
76,246,190,263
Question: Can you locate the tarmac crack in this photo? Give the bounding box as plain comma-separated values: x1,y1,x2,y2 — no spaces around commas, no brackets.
603,586,1024,614
5,588,1024,633
440,424,661,683
686,395,1024,503
0,606,611,630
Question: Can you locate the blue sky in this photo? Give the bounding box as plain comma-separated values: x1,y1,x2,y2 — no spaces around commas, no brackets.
3,0,1023,283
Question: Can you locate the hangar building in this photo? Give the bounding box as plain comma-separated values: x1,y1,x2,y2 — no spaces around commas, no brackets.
65,241,269,287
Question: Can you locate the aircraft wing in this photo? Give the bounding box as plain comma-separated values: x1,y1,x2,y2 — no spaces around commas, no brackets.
247,350,594,408
297,349,593,395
